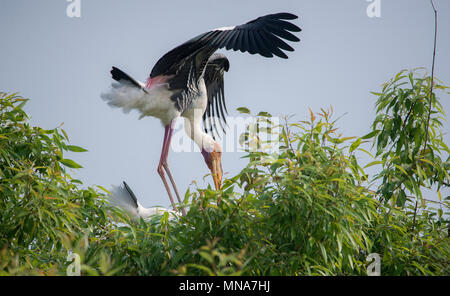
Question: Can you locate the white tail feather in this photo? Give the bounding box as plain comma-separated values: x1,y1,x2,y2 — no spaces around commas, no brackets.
101,81,179,126
101,82,147,114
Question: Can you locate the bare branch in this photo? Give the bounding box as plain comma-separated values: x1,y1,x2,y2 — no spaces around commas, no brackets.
424,0,438,150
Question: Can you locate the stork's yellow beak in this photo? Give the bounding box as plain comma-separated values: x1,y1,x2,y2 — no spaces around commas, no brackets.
210,151,223,190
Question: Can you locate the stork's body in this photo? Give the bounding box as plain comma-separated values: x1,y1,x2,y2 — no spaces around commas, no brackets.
101,13,301,215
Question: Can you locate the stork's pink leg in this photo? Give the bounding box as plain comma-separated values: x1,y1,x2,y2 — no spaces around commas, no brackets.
157,125,177,212
158,119,186,216
161,122,186,215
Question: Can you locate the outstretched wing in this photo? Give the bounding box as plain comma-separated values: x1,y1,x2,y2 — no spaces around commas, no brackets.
203,53,230,139
150,12,301,78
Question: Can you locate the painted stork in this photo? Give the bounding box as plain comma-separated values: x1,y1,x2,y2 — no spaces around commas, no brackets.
109,182,177,219
101,12,301,215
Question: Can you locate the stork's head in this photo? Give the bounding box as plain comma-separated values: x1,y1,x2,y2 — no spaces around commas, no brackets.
201,141,223,190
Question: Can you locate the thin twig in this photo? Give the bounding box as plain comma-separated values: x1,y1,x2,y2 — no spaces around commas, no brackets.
411,200,418,233
402,102,415,130
423,0,438,150
405,195,447,206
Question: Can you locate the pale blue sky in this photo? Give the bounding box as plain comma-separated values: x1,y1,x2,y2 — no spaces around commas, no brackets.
1,0,449,208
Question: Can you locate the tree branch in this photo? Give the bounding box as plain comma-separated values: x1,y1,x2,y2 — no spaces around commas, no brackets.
423,0,438,150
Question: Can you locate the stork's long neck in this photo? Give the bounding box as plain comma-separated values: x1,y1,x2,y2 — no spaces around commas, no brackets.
184,115,215,153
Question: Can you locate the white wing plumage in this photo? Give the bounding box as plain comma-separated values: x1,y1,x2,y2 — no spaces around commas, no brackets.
108,182,178,219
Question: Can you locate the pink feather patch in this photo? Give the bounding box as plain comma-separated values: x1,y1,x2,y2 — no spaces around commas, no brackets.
145,76,168,89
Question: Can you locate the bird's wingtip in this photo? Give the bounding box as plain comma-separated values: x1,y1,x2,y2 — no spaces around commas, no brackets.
271,12,299,20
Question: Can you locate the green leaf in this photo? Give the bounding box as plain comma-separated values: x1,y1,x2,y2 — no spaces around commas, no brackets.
394,164,408,176
61,129,70,141
349,138,362,153
361,130,380,140
364,160,383,168
199,251,214,264
257,111,272,117
66,145,88,152
236,107,250,114
396,190,407,207
60,158,83,168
